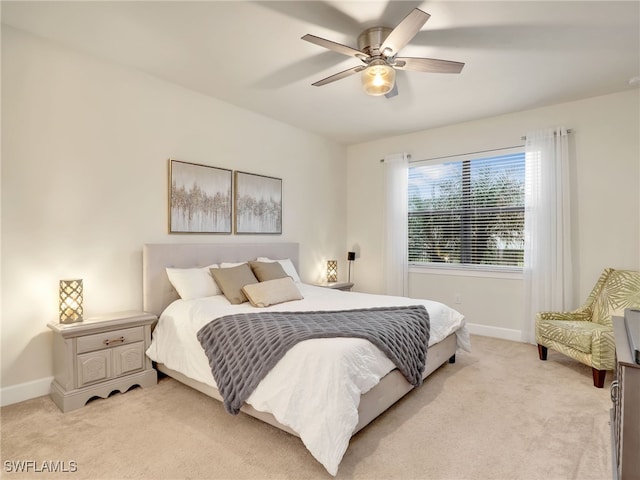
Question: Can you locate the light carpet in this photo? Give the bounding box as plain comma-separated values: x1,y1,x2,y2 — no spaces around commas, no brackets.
0,335,613,479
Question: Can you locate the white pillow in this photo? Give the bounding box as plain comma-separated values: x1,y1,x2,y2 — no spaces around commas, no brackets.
256,257,301,283
166,264,221,300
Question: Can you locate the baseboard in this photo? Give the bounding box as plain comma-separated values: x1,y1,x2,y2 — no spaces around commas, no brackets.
465,322,523,342
1,376,53,407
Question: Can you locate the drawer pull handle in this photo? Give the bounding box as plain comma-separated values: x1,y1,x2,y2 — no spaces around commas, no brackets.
610,380,619,403
104,336,125,346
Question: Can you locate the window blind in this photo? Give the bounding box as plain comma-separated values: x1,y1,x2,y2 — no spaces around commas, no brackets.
408,149,525,268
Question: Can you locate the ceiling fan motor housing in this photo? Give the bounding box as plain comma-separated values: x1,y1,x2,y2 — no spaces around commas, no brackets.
357,27,392,57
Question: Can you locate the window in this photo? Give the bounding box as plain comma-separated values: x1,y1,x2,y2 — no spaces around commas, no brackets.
408,148,525,269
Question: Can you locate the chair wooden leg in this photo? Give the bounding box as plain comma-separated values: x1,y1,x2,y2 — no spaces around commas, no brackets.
592,368,606,388
448,354,456,364
537,344,548,360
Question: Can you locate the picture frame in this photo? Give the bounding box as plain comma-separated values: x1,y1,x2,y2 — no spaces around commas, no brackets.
169,159,232,234
234,171,282,234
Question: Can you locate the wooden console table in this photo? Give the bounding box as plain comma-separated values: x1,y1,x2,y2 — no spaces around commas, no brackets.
610,316,640,480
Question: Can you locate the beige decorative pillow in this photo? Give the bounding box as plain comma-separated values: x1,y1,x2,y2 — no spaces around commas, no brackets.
249,261,289,282
242,277,303,308
256,257,301,282
210,264,259,304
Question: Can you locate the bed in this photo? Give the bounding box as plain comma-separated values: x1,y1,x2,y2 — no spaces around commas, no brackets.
142,242,469,475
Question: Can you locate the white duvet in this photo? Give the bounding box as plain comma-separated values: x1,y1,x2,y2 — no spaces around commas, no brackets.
146,284,469,475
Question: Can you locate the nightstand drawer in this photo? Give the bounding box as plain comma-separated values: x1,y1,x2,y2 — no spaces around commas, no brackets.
77,326,144,354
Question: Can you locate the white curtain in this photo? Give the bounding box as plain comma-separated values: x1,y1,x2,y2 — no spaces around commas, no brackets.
383,153,409,296
522,127,572,343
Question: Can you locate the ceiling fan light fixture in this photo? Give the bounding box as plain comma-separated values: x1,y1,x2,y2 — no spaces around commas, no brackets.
362,60,395,96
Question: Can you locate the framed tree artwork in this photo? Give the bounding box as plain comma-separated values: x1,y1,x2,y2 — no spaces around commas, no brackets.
169,160,232,234
234,171,282,234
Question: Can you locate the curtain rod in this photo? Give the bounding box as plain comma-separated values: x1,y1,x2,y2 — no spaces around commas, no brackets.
521,128,573,141
379,128,574,162
379,154,412,163
380,145,524,163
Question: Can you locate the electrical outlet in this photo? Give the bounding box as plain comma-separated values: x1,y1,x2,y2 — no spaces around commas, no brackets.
455,293,462,304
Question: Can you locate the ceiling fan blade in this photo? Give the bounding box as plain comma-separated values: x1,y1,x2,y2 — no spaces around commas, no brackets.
312,65,365,87
394,57,465,74
385,82,399,99
379,1,425,27
254,52,346,89
302,34,365,59
380,8,430,56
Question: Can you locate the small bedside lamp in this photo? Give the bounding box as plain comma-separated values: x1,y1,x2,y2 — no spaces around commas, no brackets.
327,260,338,283
59,279,83,324
347,251,356,282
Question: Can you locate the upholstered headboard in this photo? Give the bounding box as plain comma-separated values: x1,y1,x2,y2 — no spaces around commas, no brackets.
142,243,299,316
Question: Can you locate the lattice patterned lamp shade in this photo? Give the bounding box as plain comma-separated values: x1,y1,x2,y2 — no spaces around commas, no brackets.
327,260,338,283
59,279,83,323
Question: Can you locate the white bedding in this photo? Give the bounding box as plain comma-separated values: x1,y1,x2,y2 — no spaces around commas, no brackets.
146,283,469,475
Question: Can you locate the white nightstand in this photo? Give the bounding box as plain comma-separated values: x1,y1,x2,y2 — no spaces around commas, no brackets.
47,310,157,413
315,282,354,292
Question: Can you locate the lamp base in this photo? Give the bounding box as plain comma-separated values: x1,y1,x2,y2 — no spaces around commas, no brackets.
60,315,83,325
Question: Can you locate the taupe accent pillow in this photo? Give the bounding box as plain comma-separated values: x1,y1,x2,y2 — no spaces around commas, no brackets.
249,261,289,282
242,277,303,308
210,264,259,304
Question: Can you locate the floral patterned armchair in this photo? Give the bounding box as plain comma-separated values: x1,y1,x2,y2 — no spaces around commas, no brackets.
535,268,640,387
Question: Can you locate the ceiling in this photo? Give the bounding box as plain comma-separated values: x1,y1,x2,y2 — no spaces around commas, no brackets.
2,1,639,145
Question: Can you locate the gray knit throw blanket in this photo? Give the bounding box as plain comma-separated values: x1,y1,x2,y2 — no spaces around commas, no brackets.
196,305,430,415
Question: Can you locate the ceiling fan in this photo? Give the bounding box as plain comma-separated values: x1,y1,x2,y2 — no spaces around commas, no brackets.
302,8,465,98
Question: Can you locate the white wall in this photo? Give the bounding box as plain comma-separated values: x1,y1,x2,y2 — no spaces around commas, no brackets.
3,25,639,405
1,27,347,401
347,89,640,338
